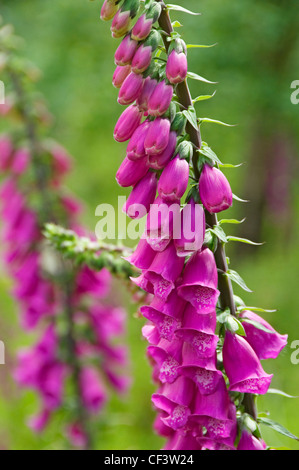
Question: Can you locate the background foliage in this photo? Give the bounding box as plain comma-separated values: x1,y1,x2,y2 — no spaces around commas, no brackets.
0,0,298,449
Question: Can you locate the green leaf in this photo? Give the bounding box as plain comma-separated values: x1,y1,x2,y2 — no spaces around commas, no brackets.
267,389,299,399
219,218,246,225
187,71,217,85
182,106,198,131
258,417,299,441
199,117,235,127
233,193,249,203
226,269,253,293
226,236,264,246
167,4,201,16
225,315,246,336
193,91,216,104
186,43,217,49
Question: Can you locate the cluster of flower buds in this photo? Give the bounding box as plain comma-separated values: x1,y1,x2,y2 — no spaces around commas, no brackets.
0,118,129,446
100,0,288,450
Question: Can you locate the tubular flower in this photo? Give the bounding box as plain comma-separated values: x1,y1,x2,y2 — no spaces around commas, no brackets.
99,0,289,451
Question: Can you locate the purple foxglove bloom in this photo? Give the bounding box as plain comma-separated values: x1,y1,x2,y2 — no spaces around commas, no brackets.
190,377,235,439
152,376,195,431
114,35,138,66
0,136,13,170
112,64,131,88
154,414,175,438
237,430,267,450
144,118,171,156
176,305,218,358
148,80,174,117
123,171,157,219
11,148,30,174
146,196,181,251
111,9,131,38
130,272,154,294
197,437,236,451
239,310,288,360
174,199,206,257
116,155,149,187
101,0,119,21
124,237,156,270
199,164,233,213
38,362,66,410
131,14,153,41
76,265,111,298
158,154,189,202
140,290,186,341
90,304,127,341
164,433,202,451
126,121,149,160
177,248,220,314
114,104,143,142
80,368,107,413
131,44,153,74
179,343,222,395
118,72,144,105
149,130,177,170
147,337,183,384
166,50,188,84
143,242,185,300
136,77,157,112
28,409,51,433
223,331,273,394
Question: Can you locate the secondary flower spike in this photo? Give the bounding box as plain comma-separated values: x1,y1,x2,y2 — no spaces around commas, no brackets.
223,331,273,394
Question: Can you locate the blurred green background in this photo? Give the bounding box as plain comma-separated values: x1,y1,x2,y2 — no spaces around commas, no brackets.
0,0,299,450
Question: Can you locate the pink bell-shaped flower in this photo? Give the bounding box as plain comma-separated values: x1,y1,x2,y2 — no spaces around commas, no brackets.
144,118,171,156
237,429,267,450
166,50,188,84
118,72,144,105
143,242,185,301
114,35,138,66
148,80,174,117
158,154,189,202
223,331,273,394
199,164,233,213
116,155,149,187
174,199,206,257
123,171,157,219
126,121,149,160
114,104,143,142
